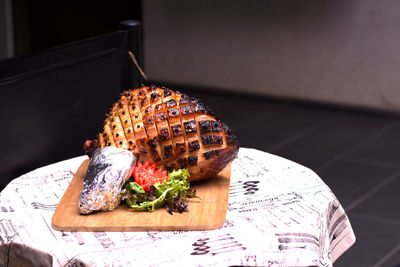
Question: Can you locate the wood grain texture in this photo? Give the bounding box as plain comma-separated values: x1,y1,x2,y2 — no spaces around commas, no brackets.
52,159,231,232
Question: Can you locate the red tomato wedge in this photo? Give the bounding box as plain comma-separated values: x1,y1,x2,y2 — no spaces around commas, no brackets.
133,161,168,191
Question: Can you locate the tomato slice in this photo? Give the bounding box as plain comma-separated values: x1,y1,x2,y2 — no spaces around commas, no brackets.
133,161,168,191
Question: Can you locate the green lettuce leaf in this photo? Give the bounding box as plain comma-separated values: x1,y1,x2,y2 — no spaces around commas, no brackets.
123,168,196,214
167,169,190,181
126,188,173,212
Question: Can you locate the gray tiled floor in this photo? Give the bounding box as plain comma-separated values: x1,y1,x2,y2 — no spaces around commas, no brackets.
179,84,400,267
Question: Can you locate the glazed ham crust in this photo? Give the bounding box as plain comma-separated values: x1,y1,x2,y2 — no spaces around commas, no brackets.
86,86,239,181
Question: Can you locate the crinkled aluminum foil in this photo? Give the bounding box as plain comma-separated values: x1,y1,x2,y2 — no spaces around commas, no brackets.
79,146,137,214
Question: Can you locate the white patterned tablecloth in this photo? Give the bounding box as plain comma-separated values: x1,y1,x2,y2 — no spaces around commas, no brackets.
0,147,355,267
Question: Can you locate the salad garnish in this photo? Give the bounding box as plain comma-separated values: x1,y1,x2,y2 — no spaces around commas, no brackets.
122,161,197,214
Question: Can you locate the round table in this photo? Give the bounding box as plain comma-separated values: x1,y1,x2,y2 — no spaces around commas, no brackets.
0,148,355,266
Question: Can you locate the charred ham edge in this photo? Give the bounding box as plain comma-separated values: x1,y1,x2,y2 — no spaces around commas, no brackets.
83,139,99,157
83,85,239,181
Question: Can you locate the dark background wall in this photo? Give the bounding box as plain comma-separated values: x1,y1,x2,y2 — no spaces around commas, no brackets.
12,0,142,56
143,0,400,113
0,0,143,190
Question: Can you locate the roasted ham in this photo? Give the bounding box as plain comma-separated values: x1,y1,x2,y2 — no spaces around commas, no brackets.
85,86,239,181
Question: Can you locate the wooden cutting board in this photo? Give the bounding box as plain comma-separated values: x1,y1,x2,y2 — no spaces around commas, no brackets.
52,159,231,232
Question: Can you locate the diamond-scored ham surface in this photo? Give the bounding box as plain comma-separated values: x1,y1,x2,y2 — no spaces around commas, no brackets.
86,86,239,181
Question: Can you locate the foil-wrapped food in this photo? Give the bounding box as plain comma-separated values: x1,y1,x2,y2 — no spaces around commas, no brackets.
80,86,239,214
79,146,137,214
